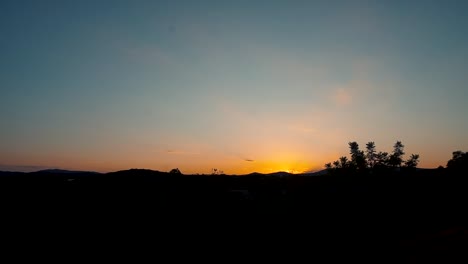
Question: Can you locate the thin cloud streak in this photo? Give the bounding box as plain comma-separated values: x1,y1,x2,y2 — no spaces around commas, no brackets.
166,150,200,156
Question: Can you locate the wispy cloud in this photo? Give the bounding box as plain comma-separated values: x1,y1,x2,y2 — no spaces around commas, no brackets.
329,58,388,107
166,150,200,156
288,124,318,134
332,87,353,106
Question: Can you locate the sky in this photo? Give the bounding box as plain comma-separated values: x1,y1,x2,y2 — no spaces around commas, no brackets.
1,0,468,174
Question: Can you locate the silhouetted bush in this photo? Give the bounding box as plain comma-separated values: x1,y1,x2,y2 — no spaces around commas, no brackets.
446,151,468,172
169,168,182,175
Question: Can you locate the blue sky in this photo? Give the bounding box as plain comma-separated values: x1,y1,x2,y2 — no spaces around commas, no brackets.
1,0,467,173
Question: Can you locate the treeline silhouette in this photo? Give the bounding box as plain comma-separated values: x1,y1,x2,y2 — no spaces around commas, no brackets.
325,141,420,175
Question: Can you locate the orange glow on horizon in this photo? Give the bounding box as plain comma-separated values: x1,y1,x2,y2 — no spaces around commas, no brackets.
0,137,449,174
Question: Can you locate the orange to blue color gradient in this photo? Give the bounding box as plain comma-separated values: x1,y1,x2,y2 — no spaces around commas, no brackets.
1,1,468,173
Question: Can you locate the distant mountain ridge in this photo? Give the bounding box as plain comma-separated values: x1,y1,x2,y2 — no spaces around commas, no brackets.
301,169,328,176
0,167,434,177
0,168,325,177
36,169,101,174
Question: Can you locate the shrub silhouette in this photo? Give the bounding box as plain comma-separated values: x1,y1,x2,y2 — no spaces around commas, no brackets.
169,168,182,175
211,168,224,175
446,151,468,172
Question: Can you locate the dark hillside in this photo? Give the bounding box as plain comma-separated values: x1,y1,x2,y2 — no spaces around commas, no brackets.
1,168,467,262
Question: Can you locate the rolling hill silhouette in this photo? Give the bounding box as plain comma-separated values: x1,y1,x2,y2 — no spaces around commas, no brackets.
1,154,467,261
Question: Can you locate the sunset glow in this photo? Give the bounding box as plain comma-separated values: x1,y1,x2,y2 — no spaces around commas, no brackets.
1,1,468,173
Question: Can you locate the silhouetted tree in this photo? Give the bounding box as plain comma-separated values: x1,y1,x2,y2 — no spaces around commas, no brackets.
374,151,389,168
324,162,335,175
404,154,420,169
339,156,349,169
366,142,377,168
169,168,182,175
333,160,340,168
325,156,350,174
349,142,367,171
389,141,405,168
446,151,468,172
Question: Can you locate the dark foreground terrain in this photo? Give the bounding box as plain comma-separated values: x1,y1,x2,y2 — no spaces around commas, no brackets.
1,169,467,262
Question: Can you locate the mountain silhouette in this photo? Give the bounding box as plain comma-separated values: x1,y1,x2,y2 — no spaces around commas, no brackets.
36,169,100,174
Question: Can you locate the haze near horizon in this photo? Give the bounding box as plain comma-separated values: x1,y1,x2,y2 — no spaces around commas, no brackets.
1,0,467,174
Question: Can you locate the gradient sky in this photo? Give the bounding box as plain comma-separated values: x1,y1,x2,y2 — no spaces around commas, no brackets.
1,0,468,173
